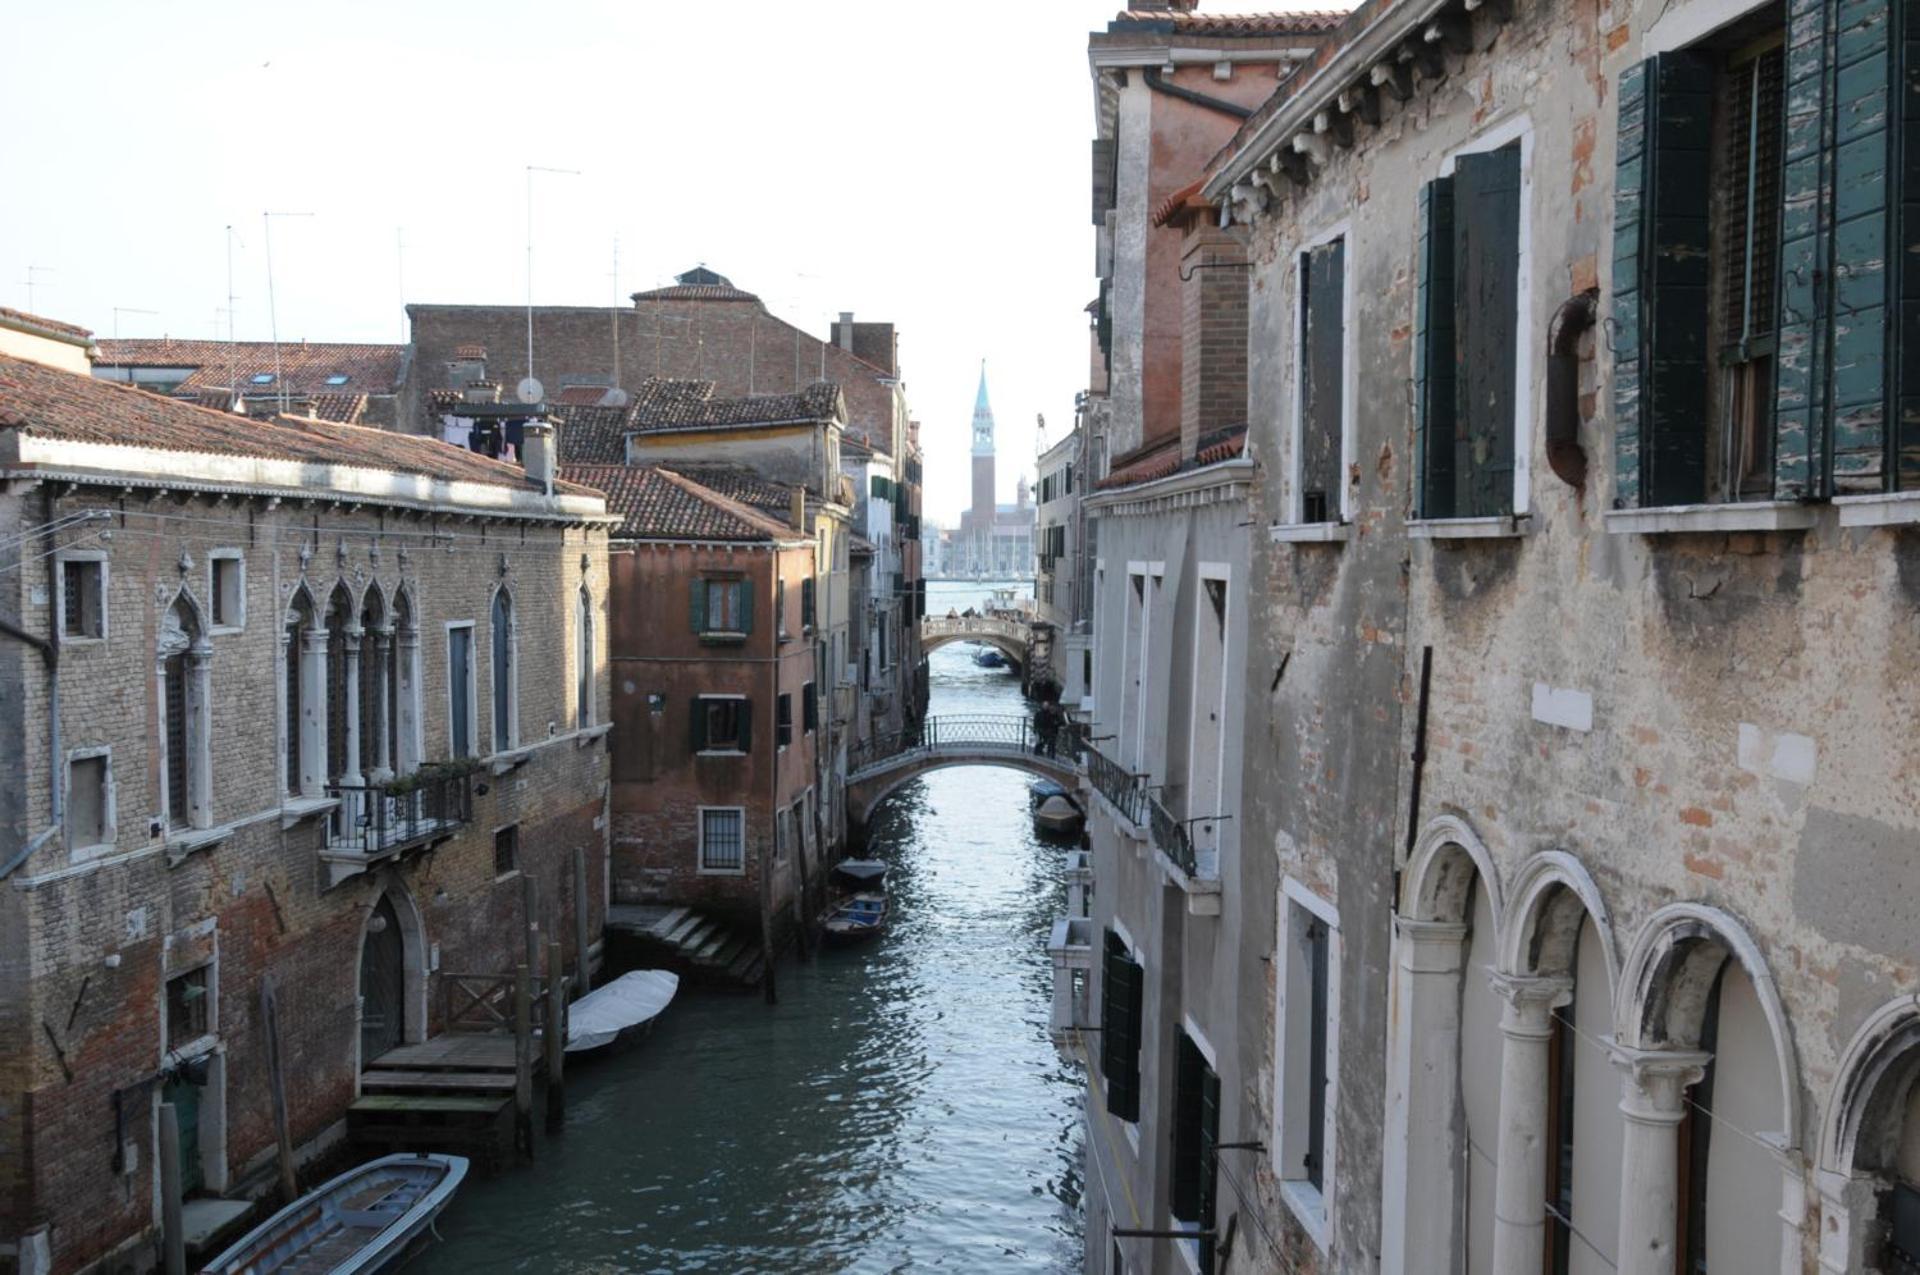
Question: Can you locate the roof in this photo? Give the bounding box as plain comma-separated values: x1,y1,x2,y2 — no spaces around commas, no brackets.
0,307,93,342
309,391,368,424
629,283,762,303
561,463,796,541
550,403,631,465
1110,8,1347,34
0,352,595,498
1098,424,1248,490
1152,177,1211,227
627,376,842,432
93,338,407,397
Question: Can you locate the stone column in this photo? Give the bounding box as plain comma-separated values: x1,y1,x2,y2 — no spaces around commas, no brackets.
186,641,213,827
300,626,329,797
340,626,365,840
397,627,420,774
1487,972,1573,1275
370,629,392,779
1611,1044,1712,1275
1381,916,1471,1275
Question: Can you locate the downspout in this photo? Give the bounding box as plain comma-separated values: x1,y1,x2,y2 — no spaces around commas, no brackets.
1545,289,1599,491
1141,68,1252,120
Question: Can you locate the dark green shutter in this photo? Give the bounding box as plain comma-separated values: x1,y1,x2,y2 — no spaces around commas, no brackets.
690,578,707,633
1830,0,1896,490
1301,238,1345,523
1776,0,1835,496
1900,0,1920,486
690,698,707,753
1454,142,1523,517
738,699,752,754
1199,1064,1221,1233
1614,58,1652,506
737,581,753,634
1100,930,1142,1122
1415,178,1458,518
1171,1034,1204,1222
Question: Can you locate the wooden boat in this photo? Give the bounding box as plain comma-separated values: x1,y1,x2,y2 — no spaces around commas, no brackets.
1033,793,1085,838
565,969,678,1054
821,892,888,944
1029,778,1069,809
832,858,888,886
971,646,1008,669
202,1152,467,1275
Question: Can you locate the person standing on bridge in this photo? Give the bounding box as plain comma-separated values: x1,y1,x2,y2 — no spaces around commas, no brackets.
1034,699,1062,759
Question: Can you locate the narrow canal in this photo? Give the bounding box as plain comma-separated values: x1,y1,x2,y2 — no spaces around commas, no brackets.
415,581,1085,1274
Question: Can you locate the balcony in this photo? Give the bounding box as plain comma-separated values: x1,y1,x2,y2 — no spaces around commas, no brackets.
322,770,472,886
1084,742,1146,826
1147,793,1221,915
1046,915,1095,1044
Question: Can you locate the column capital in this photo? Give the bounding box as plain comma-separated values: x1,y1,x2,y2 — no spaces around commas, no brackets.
1610,1044,1712,1126
1486,971,1572,1039
1393,915,1470,973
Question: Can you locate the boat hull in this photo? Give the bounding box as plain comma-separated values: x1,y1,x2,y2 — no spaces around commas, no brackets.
202,1152,468,1275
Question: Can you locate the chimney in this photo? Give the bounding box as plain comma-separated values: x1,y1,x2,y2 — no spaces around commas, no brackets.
522,419,556,496
835,312,855,351
790,488,807,532
1178,219,1249,462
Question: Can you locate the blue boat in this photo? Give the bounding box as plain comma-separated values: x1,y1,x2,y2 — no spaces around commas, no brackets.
821,892,888,944
972,647,1008,669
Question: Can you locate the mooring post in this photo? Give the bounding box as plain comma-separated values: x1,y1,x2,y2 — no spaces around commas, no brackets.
545,936,566,1130
513,961,533,1160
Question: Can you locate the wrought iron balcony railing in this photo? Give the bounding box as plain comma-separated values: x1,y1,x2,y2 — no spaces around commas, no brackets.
1084,742,1146,826
326,771,472,857
1148,794,1198,878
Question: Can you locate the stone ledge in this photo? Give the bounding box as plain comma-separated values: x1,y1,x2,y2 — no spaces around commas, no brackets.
1834,491,1920,528
1604,501,1815,535
1269,521,1350,544
1406,515,1531,540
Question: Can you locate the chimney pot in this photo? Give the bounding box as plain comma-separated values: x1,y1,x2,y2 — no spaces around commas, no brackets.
790,489,807,532
521,419,557,496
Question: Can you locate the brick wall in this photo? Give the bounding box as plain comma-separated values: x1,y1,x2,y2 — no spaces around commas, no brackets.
1179,225,1249,462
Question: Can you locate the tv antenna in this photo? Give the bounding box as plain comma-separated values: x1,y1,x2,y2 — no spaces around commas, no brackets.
18,265,53,313
263,210,314,413
112,307,158,340
525,164,582,391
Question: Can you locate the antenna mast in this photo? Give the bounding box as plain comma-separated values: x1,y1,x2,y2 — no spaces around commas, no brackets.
263,211,313,414
524,164,582,390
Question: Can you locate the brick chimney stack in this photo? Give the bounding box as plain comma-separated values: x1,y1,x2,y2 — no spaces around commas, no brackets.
1178,218,1249,462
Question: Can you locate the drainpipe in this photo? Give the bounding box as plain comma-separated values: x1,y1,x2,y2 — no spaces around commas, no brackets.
1141,68,1252,120
1545,289,1599,491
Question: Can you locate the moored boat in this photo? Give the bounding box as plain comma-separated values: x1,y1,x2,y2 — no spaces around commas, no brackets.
971,646,1008,669
832,858,888,886
821,892,888,944
1033,793,1084,838
202,1152,467,1275
565,969,678,1053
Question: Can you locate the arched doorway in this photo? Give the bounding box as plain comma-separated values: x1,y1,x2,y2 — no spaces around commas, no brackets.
359,894,406,1065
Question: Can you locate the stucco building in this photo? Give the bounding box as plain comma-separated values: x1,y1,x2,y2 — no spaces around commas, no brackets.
0,316,611,1275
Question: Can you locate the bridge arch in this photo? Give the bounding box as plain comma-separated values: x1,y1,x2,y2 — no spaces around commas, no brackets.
920,632,1028,665
845,714,1080,827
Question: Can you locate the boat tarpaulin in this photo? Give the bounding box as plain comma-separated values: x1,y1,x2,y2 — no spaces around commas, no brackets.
566,970,679,1052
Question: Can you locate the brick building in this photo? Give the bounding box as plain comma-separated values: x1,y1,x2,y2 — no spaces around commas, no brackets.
91,338,409,428
0,316,610,1274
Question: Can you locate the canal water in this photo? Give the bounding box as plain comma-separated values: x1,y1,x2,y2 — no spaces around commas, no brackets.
415,581,1085,1274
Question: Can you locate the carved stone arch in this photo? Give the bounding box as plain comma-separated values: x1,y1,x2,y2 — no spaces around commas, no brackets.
1615,902,1802,1146
1497,850,1620,996
1402,812,1505,928
353,872,430,1070
284,578,318,624
158,586,209,658
1821,996,1920,1181
361,577,387,627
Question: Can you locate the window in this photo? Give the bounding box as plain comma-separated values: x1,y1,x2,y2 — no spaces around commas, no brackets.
777,693,793,748
285,591,316,795
693,577,752,637
209,552,243,630
249,372,274,385
58,555,105,640
1678,965,1728,1275
698,807,746,873
1171,1027,1221,1262
325,373,351,386
490,588,515,753
776,578,788,638
1274,880,1339,1247
65,750,110,852
160,595,210,832
800,576,816,631
1297,235,1346,524
575,586,594,729
1613,17,1787,508
1546,945,1581,1275
494,824,519,877
447,623,475,759
1416,138,1522,519
693,695,750,754
166,966,210,1052
1099,928,1144,1122
802,681,818,734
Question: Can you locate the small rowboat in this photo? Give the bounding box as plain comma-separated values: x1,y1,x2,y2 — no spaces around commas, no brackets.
202,1152,467,1275
1034,793,1085,838
565,970,678,1054
832,858,888,886
822,892,888,944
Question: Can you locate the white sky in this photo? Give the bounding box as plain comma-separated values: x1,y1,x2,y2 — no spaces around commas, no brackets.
1,1,1311,525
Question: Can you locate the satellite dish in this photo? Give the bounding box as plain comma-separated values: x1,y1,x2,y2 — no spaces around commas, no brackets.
600,387,629,408
516,376,545,405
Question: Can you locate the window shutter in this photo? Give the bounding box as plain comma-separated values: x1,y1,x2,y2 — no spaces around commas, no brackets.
1828,0,1897,490
738,700,752,754
690,699,707,753
1100,930,1141,1122
1776,0,1837,496
738,582,754,634
1171,1036,1204,1221
1415,178,1458,518
1613,58,1652,506
1454,143,1523,517
1900,0,1920,487
1199,1064,1221,1228
690,578,707,633
1301,239,1346,523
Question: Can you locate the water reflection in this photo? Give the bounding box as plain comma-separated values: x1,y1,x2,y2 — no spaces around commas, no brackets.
414,582,1083,1274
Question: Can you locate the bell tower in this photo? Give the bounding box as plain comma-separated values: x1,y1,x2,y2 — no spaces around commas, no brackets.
970,362,996,534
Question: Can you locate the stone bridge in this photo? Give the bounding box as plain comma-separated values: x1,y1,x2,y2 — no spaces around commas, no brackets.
919,613,1036,668
846,714,1080,827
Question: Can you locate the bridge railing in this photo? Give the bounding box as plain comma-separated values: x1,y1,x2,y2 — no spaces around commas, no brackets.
849,714,1089,776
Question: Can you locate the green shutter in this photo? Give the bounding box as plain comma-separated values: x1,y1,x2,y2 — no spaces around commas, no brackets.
1100,930,1142,1122
1614,59,1652,506
1415,177,1458,518
1831,0,1894,490
738,699,752,754
1301,238,1345,523
737,581,753,635
1650,55,1716,506
690,698,707,753
1455,142,1523,517
1171,1035,1204,1222
1900,0,1920,486
1776,0,1835,496
1199,1064,1221,1234
690,578,707,633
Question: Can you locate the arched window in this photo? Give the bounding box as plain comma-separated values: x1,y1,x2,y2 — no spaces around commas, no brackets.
159,594,211,831
284,591,313,796
325,585,356,786
359,587,388,777
575,585,594,729
391,588,419,774
491,587,515,753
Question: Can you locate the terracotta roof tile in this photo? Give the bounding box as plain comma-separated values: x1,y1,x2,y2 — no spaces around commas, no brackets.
309,391,368,424
549,404,630,465
453,343,487,361
561,463,794,541
627,376,842,432
1112,8,1348,34
1098,424,1247,490
628,283,762,303
93,338,407,397
0,352,593,498
0,308,94,341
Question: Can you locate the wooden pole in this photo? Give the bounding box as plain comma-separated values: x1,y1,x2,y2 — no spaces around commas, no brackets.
521,874,541,985
512,961,533,1160
158,1102,186,1275
572,843,593,994
259,978,298,1204
545,937,566,1130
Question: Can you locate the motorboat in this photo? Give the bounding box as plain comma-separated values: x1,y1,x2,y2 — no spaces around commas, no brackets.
832,858,888,887
821,892,888,944
565,969,679,1053
972,647,1008,669
1029,778,1069,809
201,1152,467,1275
1033,793,1085,838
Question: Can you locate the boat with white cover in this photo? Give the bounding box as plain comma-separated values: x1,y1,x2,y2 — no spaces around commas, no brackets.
201,1152,466,1275
565,969,679,1053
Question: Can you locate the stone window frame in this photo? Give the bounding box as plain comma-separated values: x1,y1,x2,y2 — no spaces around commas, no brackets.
697,693,751,756
1172,1014,1223,1274
696,805,747,876
1278,217,1356,536
1273,875,1341,1253
158,588,215,837
575,583,595,730
492,822,520,881
444,620,478,762
488,583,518,756
63,744,116,862
54,548,109,644
206,548,245,634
